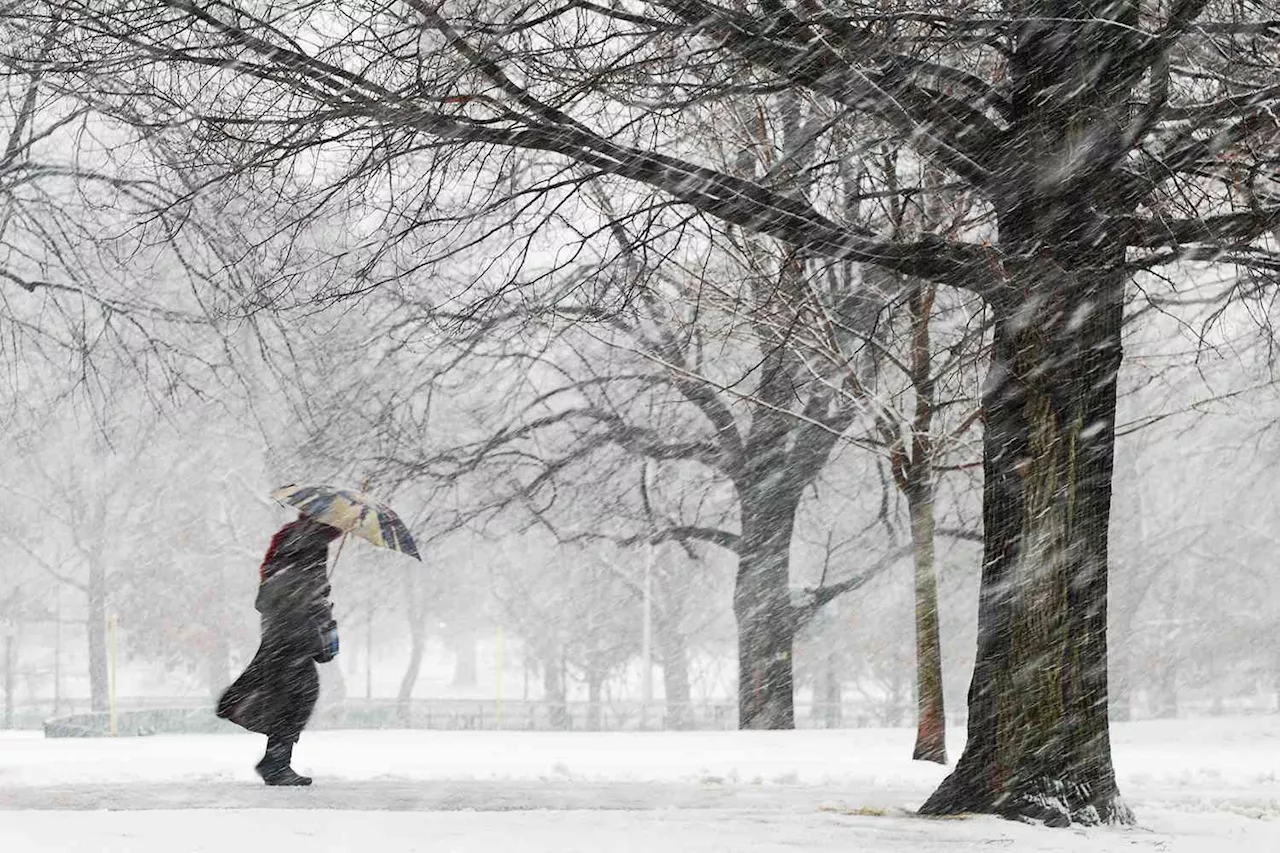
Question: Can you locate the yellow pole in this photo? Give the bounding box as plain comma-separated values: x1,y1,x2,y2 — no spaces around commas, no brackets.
108,613,118,737
495,626,503,729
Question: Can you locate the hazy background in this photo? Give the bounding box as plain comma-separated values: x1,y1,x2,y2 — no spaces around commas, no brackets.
2,274,1276,731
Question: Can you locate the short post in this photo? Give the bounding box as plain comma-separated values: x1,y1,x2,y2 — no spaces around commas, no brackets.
108,613,119,737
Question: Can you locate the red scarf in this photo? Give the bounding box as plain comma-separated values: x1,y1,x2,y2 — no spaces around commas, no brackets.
258,521,304,582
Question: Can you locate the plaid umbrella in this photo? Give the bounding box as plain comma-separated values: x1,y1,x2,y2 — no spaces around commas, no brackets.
270,484,421,561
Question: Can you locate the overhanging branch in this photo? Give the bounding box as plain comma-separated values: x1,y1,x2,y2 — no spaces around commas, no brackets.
793,544,910,628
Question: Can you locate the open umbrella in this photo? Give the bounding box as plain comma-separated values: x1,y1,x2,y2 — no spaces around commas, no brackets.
270,484,421,561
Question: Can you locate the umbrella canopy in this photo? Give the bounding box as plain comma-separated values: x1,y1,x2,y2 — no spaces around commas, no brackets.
270,484,421,561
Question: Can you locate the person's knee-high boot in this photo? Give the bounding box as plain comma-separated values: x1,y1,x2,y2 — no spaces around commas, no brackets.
255,735,312,786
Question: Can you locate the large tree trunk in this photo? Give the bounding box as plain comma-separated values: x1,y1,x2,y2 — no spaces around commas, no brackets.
734,494,799,730
907,282,946,764
87,560,108,713
922,267,1130,826
655,570,693,730
658,615,693,730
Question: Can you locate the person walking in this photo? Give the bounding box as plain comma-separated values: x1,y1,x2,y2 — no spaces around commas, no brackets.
217,516,342,786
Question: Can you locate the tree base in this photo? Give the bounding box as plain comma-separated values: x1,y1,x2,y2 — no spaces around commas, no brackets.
738,706,795,730
921,773,1135,828
911,741,947,765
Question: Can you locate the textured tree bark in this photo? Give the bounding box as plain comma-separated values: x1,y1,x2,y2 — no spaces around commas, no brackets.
734,493,800,730
87,560,108,713
907,282,947,764
921,266,1130,826
658,617,693,730
910,492,946,763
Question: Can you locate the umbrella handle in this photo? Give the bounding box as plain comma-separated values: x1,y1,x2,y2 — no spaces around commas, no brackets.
330,478,370,581
328,532,349,581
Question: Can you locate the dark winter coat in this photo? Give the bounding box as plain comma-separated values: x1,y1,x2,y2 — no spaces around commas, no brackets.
216,519,341,740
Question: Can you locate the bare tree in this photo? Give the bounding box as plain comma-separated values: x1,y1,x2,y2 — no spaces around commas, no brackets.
0,16,257,403
30,0,1280,824
113,427,268,699
780,150,989,761
406,225,914,729
0,404,170,711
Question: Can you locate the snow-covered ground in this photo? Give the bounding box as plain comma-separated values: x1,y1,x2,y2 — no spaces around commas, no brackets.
1,716,1276,851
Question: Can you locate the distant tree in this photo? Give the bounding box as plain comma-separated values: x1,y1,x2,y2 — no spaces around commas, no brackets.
112,422,269,699
562,556,644,730
420,248,902,730
489,532,639,729
1,409,166,711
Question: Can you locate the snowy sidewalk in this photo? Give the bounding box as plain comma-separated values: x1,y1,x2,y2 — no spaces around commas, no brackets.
1,718,1277,851
0,806,1233,853
0,777,886,812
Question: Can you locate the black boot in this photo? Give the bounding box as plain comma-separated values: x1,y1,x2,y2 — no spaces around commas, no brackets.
255,736,312,786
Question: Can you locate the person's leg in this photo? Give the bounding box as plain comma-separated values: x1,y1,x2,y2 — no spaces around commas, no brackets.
255,734,312,786
252,659,319,785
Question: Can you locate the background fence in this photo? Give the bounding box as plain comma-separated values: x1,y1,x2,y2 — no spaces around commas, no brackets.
25,694,1275,737
32,697,924,736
